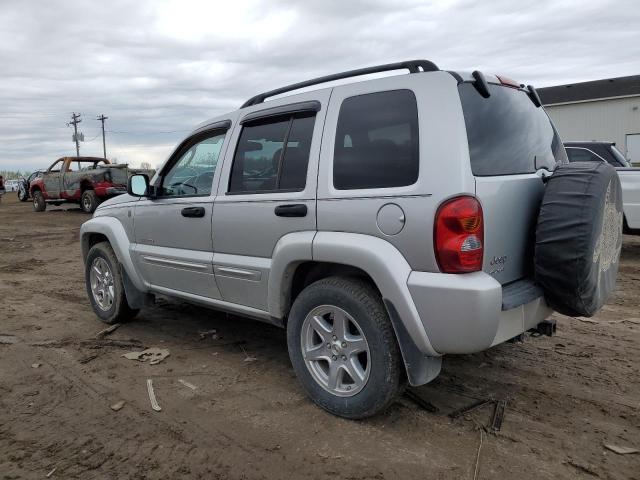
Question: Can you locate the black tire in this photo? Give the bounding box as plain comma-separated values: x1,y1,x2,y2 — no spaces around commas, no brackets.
81,189,100,213
287,276,404,419
85,241,139,324
535,161,623,317
18,186,29,202
32,190,46,211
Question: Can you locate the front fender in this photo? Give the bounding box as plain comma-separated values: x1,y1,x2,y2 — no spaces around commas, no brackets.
80,216,146,292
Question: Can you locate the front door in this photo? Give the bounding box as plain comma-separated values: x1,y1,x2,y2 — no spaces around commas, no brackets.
43,159,64,199
212,92,329,311
133,126,231,300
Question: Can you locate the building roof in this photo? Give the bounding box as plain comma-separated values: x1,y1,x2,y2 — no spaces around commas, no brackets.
538,75,640,105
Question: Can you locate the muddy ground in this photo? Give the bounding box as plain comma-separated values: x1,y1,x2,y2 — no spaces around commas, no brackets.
0,192,638,480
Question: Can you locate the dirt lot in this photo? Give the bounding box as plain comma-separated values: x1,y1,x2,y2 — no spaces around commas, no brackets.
0,193,638,480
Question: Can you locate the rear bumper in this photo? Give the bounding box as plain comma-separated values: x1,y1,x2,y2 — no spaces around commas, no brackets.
407,271,552,354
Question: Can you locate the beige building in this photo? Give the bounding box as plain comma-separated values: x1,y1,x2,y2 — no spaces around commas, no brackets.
538,75,640,164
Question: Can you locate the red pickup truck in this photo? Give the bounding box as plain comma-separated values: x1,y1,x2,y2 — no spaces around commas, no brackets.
30,157,154,213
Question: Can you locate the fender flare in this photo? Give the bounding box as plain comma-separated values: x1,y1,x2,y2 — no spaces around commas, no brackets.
80,216,147,292
269,231,441,385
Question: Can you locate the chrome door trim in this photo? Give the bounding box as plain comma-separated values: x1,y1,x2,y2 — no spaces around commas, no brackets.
214,265,262,281
142,255,209,271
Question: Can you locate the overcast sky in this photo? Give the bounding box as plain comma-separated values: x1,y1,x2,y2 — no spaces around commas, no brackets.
1,0,638,172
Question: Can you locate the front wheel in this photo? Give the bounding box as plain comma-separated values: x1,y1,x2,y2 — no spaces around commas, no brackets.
32,190,46,211
18,186,29,202
85,241,139,324
287,277,405,419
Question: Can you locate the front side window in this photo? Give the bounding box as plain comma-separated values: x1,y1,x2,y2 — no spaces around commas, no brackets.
333,89,419,190
49,160,64,172
228,114,315,193
161,131,226,197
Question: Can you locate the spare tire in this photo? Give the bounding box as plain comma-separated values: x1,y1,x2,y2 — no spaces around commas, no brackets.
535,161,623,317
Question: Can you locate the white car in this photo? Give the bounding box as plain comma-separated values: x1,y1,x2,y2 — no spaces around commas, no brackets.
4,179,20,192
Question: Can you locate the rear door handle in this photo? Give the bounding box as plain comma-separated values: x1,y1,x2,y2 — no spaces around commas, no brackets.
274,204,307,217
181,206,205,218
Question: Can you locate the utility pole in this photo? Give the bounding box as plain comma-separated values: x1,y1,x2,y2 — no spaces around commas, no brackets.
97,114,108,159
68,112,82,156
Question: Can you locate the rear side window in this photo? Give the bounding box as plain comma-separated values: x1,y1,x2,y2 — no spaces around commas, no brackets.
566,147,603,163
459,83,567,176
334,90,419,190
229,114,315,193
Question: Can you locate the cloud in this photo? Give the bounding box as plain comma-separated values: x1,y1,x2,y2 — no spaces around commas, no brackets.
0,0,638,171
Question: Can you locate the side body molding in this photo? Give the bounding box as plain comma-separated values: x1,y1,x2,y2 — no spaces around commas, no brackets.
80,216,147,292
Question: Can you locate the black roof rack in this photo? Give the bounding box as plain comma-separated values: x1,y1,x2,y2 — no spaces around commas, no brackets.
241,59,439,108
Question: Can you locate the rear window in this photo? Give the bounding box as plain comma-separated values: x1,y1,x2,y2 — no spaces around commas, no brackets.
459,83,567,176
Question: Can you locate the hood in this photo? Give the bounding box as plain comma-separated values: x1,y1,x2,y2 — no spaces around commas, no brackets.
96,194,139,210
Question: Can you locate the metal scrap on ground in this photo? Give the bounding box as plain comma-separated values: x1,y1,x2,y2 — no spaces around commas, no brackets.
110,400,125,411
95,323,121,339
147,379,161,412
449,398,507,432
604,444,640,455
178,379,197,391
122,348,170,365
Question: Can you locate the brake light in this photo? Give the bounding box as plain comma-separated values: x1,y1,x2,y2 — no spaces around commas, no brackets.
434,196,484,273
496,75,521,89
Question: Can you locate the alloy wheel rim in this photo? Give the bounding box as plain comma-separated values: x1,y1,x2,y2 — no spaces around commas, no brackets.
300,305,370,397
90,257,115,311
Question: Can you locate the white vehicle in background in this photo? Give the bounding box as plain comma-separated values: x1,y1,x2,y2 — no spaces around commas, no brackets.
4,179,21,192
565,142,640,232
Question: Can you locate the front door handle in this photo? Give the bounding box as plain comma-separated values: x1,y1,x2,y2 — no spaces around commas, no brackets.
181,206,205,218
274,204,307,217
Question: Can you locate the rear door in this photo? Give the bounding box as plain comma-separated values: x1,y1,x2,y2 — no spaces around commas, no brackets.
212,91,328,311
458,81,567,284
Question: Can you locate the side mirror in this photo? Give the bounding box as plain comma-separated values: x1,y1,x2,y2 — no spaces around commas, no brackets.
128,174,150,197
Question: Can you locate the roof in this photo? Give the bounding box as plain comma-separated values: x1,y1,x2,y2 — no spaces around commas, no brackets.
538,75,640,105
58,156,107,162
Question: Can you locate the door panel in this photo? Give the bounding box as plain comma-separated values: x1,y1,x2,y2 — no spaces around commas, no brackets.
132,126,234,299
133,199,222,298
212,90,329,311
44,173,61,199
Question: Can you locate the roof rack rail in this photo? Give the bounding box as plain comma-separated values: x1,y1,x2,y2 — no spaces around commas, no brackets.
241,59,439,108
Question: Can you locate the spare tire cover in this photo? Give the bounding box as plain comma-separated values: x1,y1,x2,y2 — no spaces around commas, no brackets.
535,161,623,317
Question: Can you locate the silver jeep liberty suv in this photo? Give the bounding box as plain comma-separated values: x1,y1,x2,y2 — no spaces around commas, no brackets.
81,60,622,418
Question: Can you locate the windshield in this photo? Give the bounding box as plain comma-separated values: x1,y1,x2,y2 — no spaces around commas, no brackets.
610,145,631,167
459,83,567,176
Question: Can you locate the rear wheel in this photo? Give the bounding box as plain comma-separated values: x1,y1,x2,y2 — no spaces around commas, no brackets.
81,190,100,213
287,276,404,419
32,190,46,211
85,241,139,324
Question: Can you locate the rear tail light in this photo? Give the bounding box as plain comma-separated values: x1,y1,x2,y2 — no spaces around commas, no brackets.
434,196,484,273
